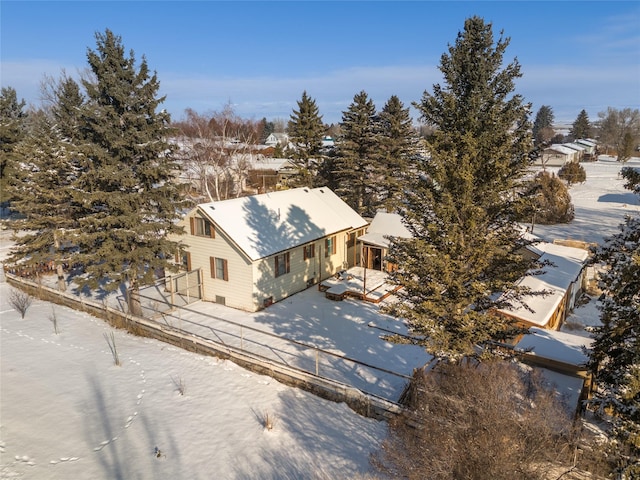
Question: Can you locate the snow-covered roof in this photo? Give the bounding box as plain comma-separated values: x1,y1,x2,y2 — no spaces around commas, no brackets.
358,212,412,248
563,142,587,152
497,242,589,327
516,327,592,366
545,144,577,156
250,157,294,171
575,139,597,148
197,187,368,261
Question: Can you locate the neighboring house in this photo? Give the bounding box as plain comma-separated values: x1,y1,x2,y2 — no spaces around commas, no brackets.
172,187,368,311
321,136,335,148
248,157,297,191
358,212,412,272
497,241,590,330
575,139,598,160
536,144,579,166
264,133,290,147
563,142,587,161
513,327,593,417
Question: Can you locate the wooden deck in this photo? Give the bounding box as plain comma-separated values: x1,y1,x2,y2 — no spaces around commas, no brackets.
320,267,400,303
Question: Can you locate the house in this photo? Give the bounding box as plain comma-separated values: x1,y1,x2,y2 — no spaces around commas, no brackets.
497,241,590,330
357,212,412,272
563,142,587,161
247,157,297,191
264,133,290,147
172,187,368,311
574,139,598,160
536,144,579,166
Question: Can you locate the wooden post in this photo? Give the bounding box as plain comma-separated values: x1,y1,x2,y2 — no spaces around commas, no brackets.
315,349,319,376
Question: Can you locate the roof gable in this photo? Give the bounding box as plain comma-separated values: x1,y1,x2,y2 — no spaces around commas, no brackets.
198,187,368,261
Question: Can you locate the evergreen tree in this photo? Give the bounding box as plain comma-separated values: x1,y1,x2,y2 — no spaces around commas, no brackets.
0,87,27,205
532,105,555,146
385,17,535,360
570,109,592,140
287,91,325,187
74,29,185,314
375,95,420,213
7,109,80,290
333,90,378,216
558,160,586,185
588,167,640,477
50,75,85,141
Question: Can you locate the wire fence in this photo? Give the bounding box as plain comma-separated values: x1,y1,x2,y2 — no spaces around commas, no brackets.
131,285,413,403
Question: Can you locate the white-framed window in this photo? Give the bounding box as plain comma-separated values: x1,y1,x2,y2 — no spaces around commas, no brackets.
210,257,228,281
274,252,290,278
325,236,336,257
191,216,214,238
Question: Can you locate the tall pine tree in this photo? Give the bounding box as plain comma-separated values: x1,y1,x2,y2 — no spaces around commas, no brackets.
73,29,185,314
588,167,640,477
8,108,80,291
287,91,325,187
570,109,592,140
375,95,420,213
532,105,555,146
385,17,535,360
0,87,27,206
334,90,379,216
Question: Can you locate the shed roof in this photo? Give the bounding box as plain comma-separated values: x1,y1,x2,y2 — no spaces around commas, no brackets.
497,242,588,327
516,327,592,367
358,212,412,248
197,187,368,261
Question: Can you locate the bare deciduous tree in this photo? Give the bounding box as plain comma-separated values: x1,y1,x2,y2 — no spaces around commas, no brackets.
373,360,580,480
175,104,261,202
9,289,33,318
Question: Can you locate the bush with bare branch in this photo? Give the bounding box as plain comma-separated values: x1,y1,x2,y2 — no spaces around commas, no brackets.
49,306,59,334
373,360,580,480
103,332,121,366
9,289,33,319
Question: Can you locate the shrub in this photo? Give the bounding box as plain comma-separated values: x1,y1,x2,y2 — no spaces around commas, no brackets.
520,172,575,226
9,289,33,319
558,161,586,185
373,360,579,480
103,332,121,366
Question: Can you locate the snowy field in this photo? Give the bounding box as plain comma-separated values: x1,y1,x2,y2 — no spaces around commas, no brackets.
1,156,638,479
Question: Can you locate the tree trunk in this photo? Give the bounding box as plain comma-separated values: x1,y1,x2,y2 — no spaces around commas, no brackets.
56,263,66,292
128,283,143,317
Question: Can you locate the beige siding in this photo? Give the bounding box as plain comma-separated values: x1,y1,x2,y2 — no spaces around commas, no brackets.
252,231,356,310
176,212,255,311
173,209,364,311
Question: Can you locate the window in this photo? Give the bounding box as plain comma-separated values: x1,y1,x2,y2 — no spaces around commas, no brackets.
347,232,356,248
274,252,290,277
210,257,228,281
325,236,336,258
190,216,214,238
178,252,191,271
303,244,315,260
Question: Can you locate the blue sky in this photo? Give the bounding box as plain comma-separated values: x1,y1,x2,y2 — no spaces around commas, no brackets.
2,1,639,125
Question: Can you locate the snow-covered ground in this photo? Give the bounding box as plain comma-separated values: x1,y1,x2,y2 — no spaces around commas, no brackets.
1,156,638,479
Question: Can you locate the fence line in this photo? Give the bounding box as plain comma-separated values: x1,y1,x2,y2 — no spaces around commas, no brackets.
5,273,406,421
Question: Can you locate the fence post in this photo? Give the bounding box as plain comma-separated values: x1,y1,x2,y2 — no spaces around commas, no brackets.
316,349,319,376
240,326,244,351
